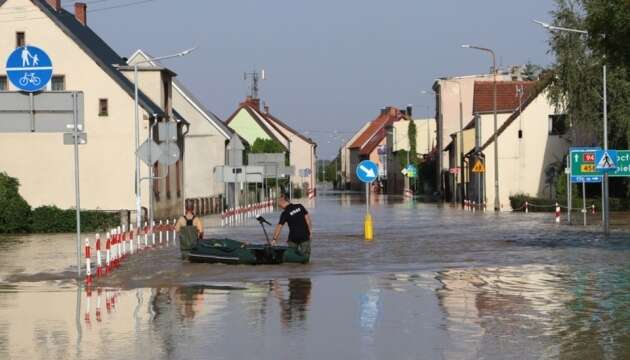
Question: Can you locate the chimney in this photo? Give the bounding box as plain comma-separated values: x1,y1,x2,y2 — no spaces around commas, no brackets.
240,96,260,111
406,105,412,118
75,3,87,26
264,104,270,114
47,0,61,11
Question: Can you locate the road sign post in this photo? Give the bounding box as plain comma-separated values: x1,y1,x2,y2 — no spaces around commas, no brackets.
356,160,378,240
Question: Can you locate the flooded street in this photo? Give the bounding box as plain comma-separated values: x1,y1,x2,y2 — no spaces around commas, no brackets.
1,193,630,359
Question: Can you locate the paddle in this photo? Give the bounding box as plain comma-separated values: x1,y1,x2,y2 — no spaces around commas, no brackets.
256,216,275,261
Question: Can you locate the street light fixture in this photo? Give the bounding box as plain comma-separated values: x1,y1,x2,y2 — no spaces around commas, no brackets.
533,20,610,234
462,44,499,211
133,47,195,229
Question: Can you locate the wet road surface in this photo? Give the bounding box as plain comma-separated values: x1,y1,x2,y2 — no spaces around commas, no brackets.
1,193,630,359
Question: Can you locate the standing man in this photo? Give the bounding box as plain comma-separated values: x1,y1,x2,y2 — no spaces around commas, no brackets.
272,193,312,261
176,200,204,258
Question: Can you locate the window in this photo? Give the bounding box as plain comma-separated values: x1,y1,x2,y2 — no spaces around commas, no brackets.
51,75,65,91
0,76,7,91
16,32,25,48
549,114,568,136
98,99,108,116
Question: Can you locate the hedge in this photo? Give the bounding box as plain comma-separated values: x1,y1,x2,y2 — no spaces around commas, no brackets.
0,172,119,234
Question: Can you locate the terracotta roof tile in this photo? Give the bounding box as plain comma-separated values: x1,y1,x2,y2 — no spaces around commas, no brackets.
349,107,402,154
473,81,537,114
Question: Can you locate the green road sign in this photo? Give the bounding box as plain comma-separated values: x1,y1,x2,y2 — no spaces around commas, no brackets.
570,147,602,182
610,150,630,177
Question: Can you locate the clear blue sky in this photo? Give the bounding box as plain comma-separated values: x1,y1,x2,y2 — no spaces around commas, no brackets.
86,0,557,158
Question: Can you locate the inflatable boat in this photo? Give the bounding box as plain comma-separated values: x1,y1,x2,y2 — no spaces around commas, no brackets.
186,216,309,265
187,238,308,264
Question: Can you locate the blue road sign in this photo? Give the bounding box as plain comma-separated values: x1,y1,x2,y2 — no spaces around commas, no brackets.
6,45,53,92
356,160,379,183
595,150,618,172
405,163,417,178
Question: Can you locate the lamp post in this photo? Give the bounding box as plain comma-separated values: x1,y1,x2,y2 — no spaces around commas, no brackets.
462,44,499,211
132,47,195,229
534,20,609,234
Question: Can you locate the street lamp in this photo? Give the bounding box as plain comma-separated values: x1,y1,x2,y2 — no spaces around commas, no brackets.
132,47,195,229
534,20,610,234
462,44,499,211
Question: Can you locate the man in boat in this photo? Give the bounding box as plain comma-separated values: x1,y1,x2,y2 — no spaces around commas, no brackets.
175,200,204,258
272,193,312,261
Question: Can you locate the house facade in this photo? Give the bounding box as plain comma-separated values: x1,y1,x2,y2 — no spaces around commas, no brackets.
456,78,569,210
0,0,182,220
127,50,231,215
225,97,316,194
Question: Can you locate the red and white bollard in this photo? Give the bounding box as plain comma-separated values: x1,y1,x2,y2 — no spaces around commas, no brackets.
144,221,149,249
96,288,102,322
483,202,487,213
172,218,177,244
158,220,164,245
122,225,128,257
151,220,156,246
84,238,92,285
591,204,596,215
105,232,111,273
85,286,92,323
525,201,529,214
472,201,476,213
95,233,102,277
129,224,135,255
555,203,561,224
165,219,171,245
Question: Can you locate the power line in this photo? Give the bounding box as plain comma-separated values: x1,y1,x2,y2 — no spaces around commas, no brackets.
0,0,157,23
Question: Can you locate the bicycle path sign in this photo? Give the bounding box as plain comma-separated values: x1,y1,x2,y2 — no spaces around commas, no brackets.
5,46,53,92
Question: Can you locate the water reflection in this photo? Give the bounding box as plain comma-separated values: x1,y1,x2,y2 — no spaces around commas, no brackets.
271,278,312,329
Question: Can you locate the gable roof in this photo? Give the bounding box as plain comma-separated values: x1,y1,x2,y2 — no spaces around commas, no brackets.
473,81,537,114
263,112,316,146
224,105,289,151
349,107,402,155
13,0,163,116
128,49,232,139
480,76,552,151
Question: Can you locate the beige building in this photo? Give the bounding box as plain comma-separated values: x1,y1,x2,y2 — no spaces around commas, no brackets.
446,78,569,210
340,122,370,189
392,117,436,155
0,0,182,219
127,50,232,214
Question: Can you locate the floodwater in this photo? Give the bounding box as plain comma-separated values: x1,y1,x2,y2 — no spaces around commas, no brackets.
1,193,630,359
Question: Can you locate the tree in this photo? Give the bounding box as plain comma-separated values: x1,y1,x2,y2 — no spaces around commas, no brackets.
250,138,285,153
408,119,417,165
0,172,31,233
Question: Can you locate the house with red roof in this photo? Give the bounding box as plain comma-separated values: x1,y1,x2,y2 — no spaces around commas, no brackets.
225,97,317,195
444,77,569,210
347,107,405,191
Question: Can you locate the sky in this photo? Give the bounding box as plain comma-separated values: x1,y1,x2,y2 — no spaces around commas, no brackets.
83,0,558,158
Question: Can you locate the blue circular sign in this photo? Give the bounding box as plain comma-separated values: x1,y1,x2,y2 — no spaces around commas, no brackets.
356,160,379,183
5,45,53,92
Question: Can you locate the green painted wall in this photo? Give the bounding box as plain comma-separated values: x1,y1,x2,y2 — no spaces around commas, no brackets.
228,109,271,145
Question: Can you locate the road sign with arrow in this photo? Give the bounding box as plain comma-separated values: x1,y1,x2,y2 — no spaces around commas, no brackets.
356,160,378,183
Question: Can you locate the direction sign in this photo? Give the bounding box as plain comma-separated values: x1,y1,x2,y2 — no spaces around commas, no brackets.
472,160,485,173
596,150,618,172
356,160,378,183
609,150,630,177
405,164,417,178
6,46,53,92
137,139,162,166
570,147,602,183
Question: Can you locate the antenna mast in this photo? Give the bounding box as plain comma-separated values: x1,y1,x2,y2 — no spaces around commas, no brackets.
244,69,265,99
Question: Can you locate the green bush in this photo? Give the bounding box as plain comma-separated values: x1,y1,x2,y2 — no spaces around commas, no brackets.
0,172,32,233
293,187,303,199
31,205,119,233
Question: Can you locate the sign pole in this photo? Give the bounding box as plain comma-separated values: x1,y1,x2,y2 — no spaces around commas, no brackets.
567,155,571,224
72,92,82,277
582,180,587,226
603,65,610,235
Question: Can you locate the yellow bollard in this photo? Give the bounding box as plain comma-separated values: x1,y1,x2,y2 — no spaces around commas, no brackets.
364,213,373,241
